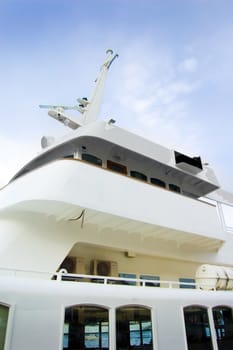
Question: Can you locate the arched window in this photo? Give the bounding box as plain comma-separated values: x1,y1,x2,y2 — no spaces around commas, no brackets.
150,178,166,188
116,305,153,350
169,184,181,193
63,305,109,350
130,171,147,182
183,305,213,350
0,304,9,350
213,306,233,350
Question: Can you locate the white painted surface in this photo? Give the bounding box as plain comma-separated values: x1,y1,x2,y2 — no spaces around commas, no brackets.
0,159,226,272
1,275,233,350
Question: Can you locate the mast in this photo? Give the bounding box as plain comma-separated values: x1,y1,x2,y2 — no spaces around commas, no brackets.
82,49,118,125
39,49,118,130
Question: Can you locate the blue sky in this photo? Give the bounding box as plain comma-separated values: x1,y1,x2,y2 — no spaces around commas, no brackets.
1,0,233,194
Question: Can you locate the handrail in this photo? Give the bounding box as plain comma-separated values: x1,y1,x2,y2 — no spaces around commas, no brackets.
0,267,222,291
54,271,210,290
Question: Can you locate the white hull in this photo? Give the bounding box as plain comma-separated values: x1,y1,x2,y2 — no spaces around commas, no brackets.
1,274,233,350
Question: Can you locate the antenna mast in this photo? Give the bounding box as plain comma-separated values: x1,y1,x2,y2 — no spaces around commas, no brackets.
82,49,118,125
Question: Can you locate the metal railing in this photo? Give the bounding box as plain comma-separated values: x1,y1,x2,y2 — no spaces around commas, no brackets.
1,267,233,291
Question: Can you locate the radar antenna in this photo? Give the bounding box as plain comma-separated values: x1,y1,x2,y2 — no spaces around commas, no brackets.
39,49,118,129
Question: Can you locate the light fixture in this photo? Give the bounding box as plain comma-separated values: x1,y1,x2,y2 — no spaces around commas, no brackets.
108,118,116,125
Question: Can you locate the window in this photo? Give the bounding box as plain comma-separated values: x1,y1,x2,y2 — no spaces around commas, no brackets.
169,184,181,193
213,306,233,350
119,273,137,285
130,171,147,182
140,275,160,287
184,306,213,350
116,306,153,350
107,160,127,174
63,305,109,350
150,178,166,188
82,153,102,167
0,304,9,350
179,278,195,289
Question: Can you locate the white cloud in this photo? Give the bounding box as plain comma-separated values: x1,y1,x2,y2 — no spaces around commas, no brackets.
178,57,198,73
113,43,201,154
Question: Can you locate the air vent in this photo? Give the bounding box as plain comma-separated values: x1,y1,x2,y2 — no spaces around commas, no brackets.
91,260,118,277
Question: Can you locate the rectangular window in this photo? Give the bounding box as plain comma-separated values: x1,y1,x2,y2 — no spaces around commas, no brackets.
84,321,109,348
82,153,102,166
179,278,195,289
140,274,160,287
119,273,136,285
184,306,213,350
107,160,127,174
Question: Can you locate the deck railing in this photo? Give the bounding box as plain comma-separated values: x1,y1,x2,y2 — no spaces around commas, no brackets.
55,270,199,289
0,267,222,291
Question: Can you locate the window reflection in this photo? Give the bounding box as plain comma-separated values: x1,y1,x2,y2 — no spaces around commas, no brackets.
184,306,213,350
213,306,233,350
63,305,109,350
116,306,153,350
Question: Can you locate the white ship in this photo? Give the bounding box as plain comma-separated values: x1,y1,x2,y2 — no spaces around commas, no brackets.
0,49,233,350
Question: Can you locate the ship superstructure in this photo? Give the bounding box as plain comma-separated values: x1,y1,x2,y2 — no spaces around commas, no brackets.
0,50,233,350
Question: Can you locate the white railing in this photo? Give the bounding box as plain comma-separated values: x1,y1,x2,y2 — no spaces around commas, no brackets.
0,267,213,290
55,271,198,289
2,267,233,291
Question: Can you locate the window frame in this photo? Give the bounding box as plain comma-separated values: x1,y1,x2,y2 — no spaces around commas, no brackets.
0,302,12,350
62,304,110,350
81,153,103,167
116,305,153,350
107,160,127,175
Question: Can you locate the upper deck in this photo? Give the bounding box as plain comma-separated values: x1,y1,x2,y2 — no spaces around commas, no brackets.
11,120,220,200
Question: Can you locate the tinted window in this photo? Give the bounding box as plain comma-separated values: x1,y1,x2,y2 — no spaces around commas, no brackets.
140,274,160,287
150,178,166,188
63,305,109,350
179,278,195,289
0,304,9,350
184,306,213,350
116,306,153,350
213,306,233,350
130,171,147,182
118,273,137,286
107,160,127,174
169,184,181,193
82,154,102,166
